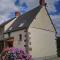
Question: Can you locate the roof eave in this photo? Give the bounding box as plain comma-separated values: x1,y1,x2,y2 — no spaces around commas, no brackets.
4,27,27,34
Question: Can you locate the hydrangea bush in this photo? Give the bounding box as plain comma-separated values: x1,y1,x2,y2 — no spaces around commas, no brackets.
1,48,32,60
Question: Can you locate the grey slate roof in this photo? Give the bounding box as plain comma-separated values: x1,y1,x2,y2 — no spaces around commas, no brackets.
5,6,40,33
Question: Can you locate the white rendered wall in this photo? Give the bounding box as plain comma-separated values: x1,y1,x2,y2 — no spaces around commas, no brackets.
28,27,57,58
4,30,26,49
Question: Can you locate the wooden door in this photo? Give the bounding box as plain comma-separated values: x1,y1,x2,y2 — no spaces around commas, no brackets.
5,37,14,48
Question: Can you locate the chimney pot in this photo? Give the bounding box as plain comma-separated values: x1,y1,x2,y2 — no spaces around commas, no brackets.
15,11,20,17
39,0,45,6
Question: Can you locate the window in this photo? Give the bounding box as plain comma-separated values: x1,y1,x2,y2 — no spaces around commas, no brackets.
19,34,22,41
9,27,12,30
18,23,24,27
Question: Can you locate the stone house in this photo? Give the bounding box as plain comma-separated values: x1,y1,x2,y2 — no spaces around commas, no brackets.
0,0,57,59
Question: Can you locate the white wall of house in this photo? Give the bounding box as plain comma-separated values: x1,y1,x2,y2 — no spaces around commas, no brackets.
28,27,57,58
28,6,57,58
4,30,26,49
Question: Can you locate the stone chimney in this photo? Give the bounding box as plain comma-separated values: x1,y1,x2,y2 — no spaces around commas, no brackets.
39,0,46,7
15,11,20,17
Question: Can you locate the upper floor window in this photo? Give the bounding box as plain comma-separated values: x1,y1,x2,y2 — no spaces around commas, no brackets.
18,23,24,27
19,34,22,41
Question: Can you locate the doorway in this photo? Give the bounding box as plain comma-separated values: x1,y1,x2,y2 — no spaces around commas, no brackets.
5,37,14,48
5,41,13,48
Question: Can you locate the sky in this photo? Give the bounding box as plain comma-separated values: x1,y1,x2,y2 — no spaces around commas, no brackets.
46,0,60,36
0,0,60,36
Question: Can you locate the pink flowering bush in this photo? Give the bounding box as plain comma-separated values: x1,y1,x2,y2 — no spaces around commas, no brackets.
1,47,32,60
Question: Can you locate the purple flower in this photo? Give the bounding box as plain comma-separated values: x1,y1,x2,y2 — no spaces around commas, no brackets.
3,47,32,60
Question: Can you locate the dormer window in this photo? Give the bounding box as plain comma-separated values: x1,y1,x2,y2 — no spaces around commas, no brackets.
18,23,24,27
9,27,12,30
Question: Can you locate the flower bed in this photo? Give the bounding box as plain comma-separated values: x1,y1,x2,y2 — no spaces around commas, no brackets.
1,48,32,60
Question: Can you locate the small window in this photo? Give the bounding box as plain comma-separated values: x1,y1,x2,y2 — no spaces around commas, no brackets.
18,23,24,27
9,27,12,30
19,34,22,41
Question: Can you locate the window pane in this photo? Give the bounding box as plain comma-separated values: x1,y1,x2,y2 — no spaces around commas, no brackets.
19,34,22,41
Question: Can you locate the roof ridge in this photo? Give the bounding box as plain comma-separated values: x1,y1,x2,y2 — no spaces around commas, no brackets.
5,6,40,33
19,5,40,17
